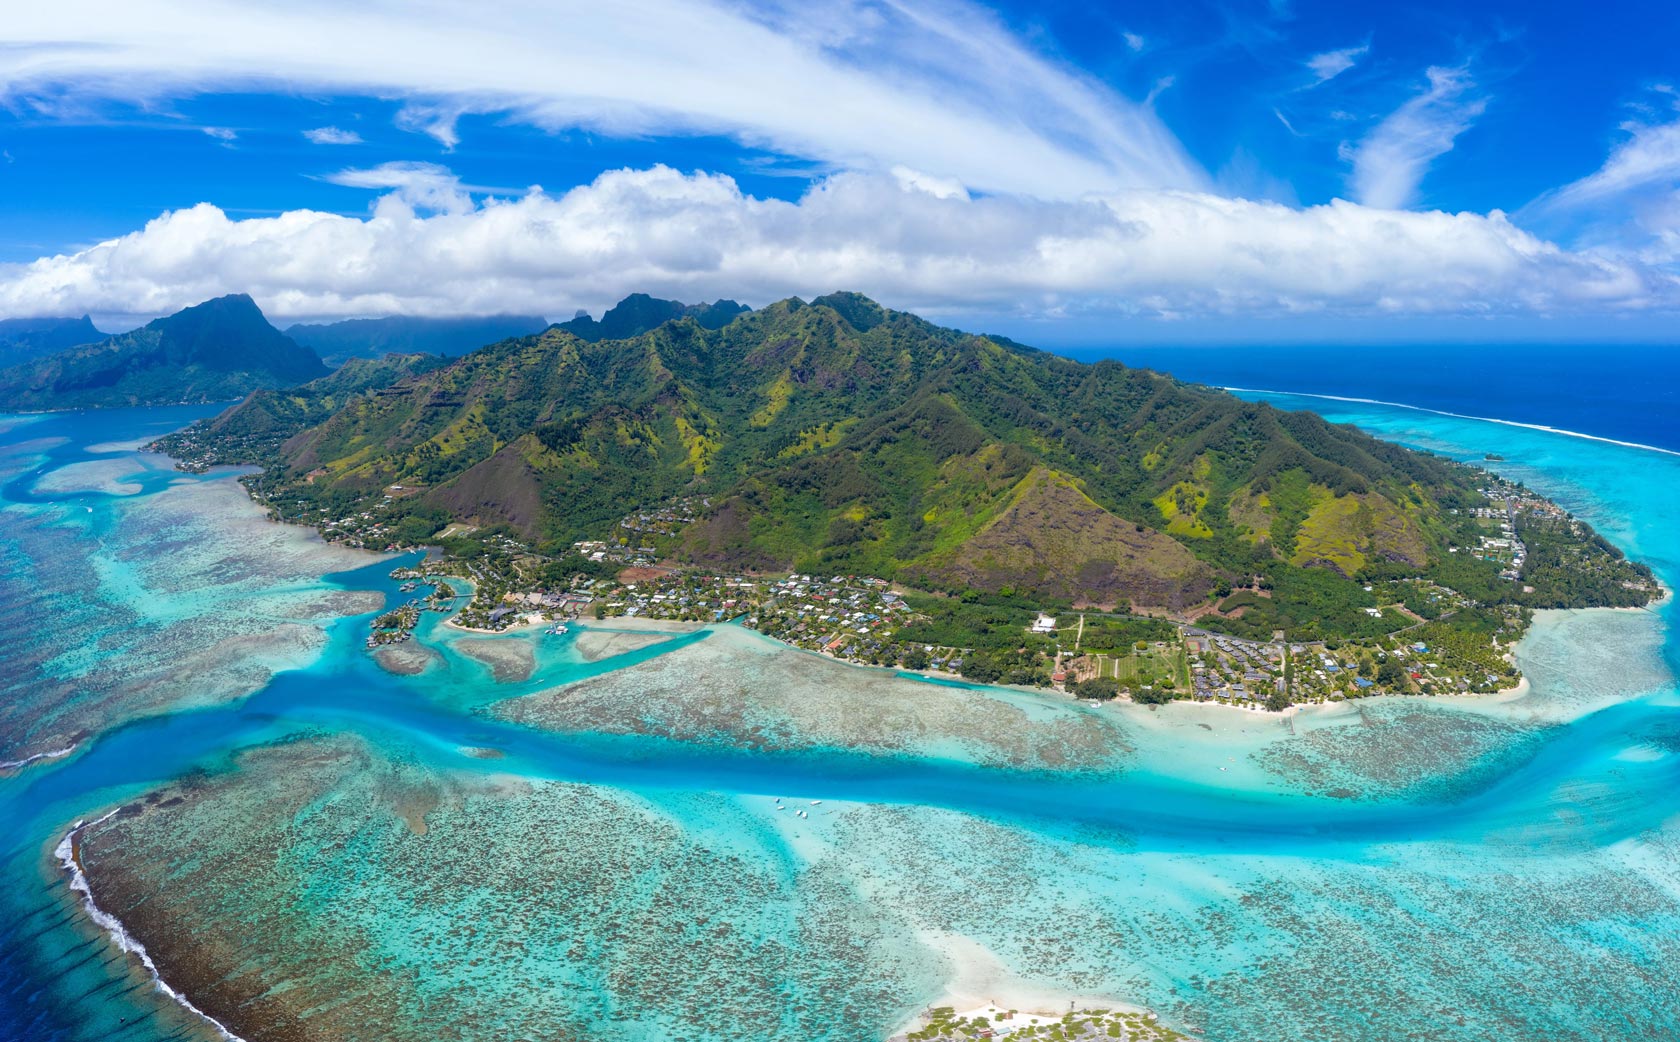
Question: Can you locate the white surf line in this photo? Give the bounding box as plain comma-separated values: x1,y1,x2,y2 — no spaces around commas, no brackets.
1226,387,1680,460
0,744,77,772
56,811,251,1042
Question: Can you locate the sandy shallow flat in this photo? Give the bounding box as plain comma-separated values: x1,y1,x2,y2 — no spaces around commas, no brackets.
32,458,146,496
585,617,708,633
374,643,442,676
570,627,687,663
496,625,1134,771
455,638,536,683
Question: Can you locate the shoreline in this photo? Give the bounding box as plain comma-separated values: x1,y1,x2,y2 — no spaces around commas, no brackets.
56,812,249,1042
762,597,1653,726
889,933,1180,1040
29,410,1677,1042
167,426,1667,727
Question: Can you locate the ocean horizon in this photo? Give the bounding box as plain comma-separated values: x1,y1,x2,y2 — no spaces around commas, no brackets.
1073,342,1680,457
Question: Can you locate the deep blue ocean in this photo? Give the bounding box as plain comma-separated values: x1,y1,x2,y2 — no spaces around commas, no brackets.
1072,342,1680,455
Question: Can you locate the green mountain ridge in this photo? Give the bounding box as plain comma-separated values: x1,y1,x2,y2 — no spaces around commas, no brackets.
165,290,1578,614
555,293,749,341
0,315,103,365
285,314,551,365
0,294,327,409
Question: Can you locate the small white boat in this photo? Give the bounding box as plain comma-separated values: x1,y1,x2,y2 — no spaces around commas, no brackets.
810,800,821,805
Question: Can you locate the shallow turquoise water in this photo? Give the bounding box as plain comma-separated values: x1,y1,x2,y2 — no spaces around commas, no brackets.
2,398,1680,1041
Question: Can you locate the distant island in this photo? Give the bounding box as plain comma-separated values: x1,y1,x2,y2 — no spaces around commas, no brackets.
0,293,764,411
284,314,551,366
0,294,326,409
151,291,1660,710
0,314,103,364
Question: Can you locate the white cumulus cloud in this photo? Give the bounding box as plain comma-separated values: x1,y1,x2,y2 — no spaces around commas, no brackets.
0,165,1662,326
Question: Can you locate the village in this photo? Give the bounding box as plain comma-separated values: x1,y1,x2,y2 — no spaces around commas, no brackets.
1457,483,1533,579
421,544,1518,710
250,477,1539,711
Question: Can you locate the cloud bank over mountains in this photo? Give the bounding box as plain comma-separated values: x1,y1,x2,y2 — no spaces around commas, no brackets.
0,0,1677,327
3,165,1659,325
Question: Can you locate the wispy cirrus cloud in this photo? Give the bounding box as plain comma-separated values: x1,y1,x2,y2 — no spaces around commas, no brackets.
1344,65,1486,209
1528,95,1680,262
303,126,363,145
0,0,1204,198
1305,43,1369,85
321,162,478,215
1544,109,1680,210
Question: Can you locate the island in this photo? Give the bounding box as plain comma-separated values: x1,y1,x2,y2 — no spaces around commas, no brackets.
151,291,1661,711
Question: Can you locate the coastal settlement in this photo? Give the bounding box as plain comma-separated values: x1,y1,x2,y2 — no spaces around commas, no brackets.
318,470,1657,712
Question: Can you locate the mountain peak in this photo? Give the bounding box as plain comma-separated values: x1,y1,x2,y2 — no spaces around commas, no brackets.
558,293,752,342
0,314,104,364
0,294,327,408
810,292,888,332
154,292,262,325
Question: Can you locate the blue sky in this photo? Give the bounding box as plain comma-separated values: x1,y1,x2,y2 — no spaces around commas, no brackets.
1,0,1677,343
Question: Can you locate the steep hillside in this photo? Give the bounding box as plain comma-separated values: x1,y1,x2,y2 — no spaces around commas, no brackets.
177,291,1507,608
285,314,550,364
0,315,102,364
158,353,449,469
0,295,327,409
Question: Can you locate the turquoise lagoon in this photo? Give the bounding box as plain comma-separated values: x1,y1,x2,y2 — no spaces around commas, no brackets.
1,396,1678,1042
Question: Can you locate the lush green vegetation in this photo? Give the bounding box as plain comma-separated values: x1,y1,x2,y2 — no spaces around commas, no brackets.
0,294,326,409
1400,606,1525,693
1076,615,1178,652
161,291,1658,646
1073,677,1122,700
156,352,449,471
0,315,100,364
893,589,1065,652
1514,512,1658,608
1194,567,1409,642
